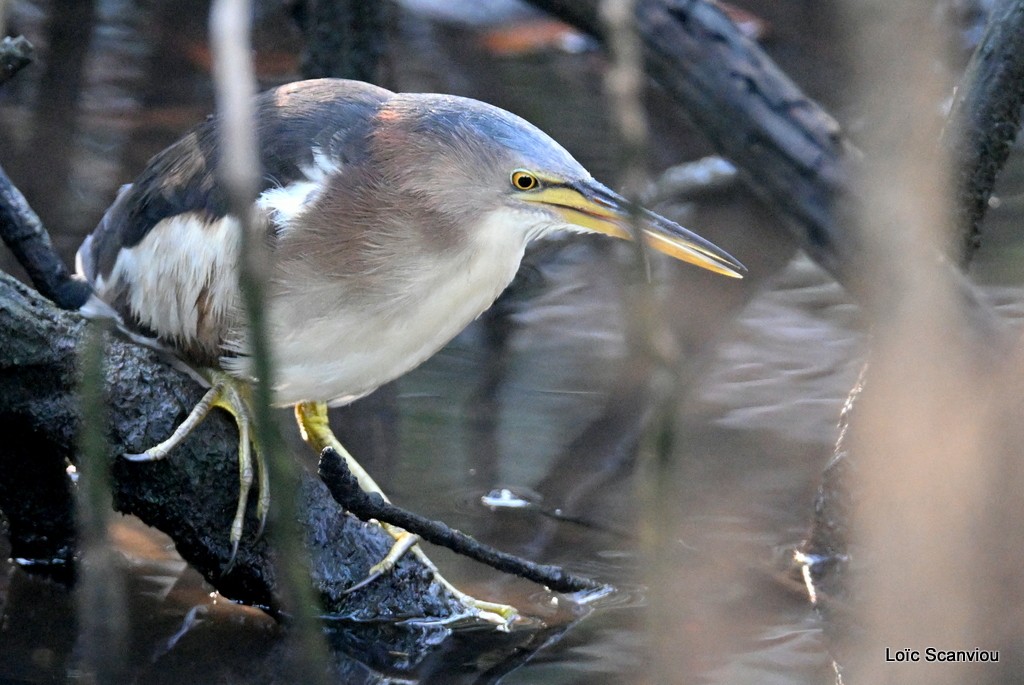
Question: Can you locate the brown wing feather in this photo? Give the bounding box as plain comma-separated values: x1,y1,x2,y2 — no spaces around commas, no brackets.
76,79,392,367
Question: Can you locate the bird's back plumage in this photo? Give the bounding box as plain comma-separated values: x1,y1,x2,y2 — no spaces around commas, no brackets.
78,80,396,369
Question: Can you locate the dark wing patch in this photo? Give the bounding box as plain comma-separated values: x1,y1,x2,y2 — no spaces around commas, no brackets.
80,78,392,287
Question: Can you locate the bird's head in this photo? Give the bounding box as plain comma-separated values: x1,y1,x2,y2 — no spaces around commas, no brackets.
374,93,744,279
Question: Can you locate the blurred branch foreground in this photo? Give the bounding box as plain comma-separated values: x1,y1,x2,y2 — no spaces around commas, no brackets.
802,1,1024,683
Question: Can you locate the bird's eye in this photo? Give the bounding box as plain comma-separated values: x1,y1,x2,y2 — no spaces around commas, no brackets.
511,170,539,191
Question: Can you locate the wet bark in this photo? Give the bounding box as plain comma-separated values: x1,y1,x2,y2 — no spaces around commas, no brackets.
0,158,91,309
944,0,1024,263
0,270,462,620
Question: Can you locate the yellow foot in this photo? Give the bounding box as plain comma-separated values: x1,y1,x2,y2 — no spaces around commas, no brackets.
342,530,420,596
295,400,519,625
124,370,268,568
433,577,520,627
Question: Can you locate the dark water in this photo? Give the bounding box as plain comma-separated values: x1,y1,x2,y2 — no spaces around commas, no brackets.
3,1,1017,683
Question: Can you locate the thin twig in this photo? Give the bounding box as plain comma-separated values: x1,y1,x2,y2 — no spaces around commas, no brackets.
317,447,608,594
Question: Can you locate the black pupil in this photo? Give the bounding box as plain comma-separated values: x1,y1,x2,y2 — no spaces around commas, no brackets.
517,174,533,189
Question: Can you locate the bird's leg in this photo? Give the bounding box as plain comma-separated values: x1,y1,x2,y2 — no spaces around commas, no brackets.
227,390,251,562
294,401,518,625
209,379,266,566
125,371,268,567
294,400,401,498
293,400,421,561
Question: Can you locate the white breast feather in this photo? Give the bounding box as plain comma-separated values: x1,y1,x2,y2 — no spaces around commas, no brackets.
232,207,550,406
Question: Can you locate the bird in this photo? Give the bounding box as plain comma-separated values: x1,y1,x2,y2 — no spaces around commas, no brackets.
75,78,744,620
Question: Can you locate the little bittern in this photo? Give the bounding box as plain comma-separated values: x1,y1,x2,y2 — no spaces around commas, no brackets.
76,78,743,621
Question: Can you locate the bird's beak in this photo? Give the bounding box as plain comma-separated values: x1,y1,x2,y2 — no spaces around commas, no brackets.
525,180,745,279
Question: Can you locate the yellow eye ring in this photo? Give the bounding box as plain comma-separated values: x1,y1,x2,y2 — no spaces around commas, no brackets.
511,170,539,191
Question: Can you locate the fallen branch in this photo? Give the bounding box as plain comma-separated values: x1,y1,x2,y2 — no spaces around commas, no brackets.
526,0,854,279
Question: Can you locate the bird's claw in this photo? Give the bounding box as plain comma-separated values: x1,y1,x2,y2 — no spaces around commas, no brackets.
341,569,385,595
370,531,419,575
123,374,268,574
224,539,240,574
463,598,519,628
342,531,418,594
122,450,160,462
